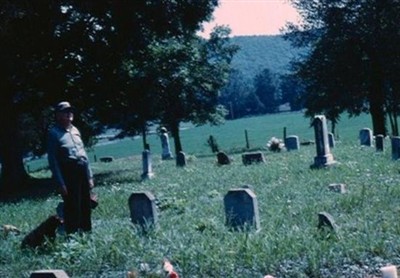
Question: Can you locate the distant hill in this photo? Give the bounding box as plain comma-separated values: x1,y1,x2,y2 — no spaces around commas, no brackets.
230,35,305,81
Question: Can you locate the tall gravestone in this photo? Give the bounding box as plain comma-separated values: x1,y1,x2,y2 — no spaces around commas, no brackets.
224,188,260,231
376,134,384,152
391,137,400,160
285,135,300,151
176,151,187,167
359,128,373,146
141,150,154,179
160,127,173,160
311,115,336,168
128,191,158,230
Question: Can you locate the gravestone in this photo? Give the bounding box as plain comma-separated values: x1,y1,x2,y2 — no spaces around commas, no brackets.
317,212,338,233
285,135,300,151
160,128,173,160
99,156,114,163
328,183,346,194
176,151,187,167
242,152,266,165
311,115,336,168
328,132,335,148
224,188,260,231
359,128,373,146
376,134,384,152
30,270,69,278
141,150,154,179
128,192,158,230
217,151,231,165
391,137,400,160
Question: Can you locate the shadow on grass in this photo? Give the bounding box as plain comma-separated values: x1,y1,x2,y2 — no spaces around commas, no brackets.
0,167,142,203
0,177,56,203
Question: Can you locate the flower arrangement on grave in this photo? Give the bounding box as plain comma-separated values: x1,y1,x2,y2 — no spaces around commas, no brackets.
266,137,285,152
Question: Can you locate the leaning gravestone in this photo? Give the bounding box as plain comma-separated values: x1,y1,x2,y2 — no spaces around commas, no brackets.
224,188,260,231
391,137,400,160
217,151,231,165
141,150,154,179
285,135,300,151
128,192,158,230
359,128,373,146
375,134,384,152
311,115,336,168
176,151,187,167
242,151,265,165
30,270,70,278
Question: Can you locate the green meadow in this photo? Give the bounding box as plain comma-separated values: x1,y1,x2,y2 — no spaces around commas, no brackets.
2,112,400,277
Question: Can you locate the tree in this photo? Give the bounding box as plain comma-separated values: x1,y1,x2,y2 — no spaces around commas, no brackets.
280,74,305,111
0,0,228,194
219,69,264,118
142,26,238,155
253,68,278,113
285,0,400,135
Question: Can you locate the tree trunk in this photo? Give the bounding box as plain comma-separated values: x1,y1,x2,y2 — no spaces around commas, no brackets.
169,120,182,156
0,114,30,195
368,57,386,136
141,123,148,150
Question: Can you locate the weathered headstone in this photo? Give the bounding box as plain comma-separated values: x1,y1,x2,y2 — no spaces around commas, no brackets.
328,132,335,148
128,192,158,230
141,150,154,179
328,183,346,194
30,270,70,278
311,115,336,168
160,127,173,160
359,128,373,146
285,135,300,151
391,137,400,160
99,156,114,163
317,212,338,233
217,151,231,165
242,152,265,165
176,151,187,167
376,134,384,152
224,188,260,231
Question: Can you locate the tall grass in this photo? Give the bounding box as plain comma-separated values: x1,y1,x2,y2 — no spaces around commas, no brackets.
3,112,399,277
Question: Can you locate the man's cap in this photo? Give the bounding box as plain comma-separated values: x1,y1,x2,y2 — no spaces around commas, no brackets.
55,101,74,112
160,127,167,132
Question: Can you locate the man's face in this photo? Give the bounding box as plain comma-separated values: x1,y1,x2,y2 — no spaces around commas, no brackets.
56,110,74,127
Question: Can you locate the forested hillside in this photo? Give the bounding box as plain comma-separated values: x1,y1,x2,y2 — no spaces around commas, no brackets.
230,35,304,80
217,35,306,118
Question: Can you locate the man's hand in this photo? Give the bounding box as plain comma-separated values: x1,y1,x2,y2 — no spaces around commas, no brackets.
88,178,94,189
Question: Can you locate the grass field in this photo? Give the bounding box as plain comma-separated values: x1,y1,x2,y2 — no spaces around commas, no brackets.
3,112,400,277
27,111,372,172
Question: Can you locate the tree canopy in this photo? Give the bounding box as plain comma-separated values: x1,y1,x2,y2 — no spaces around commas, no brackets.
284,0,400,135
0,0,238,194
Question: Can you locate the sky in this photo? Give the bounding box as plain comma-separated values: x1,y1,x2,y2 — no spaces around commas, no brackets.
200,0,301,37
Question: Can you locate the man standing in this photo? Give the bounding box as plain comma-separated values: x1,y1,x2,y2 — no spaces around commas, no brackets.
47,101,94,234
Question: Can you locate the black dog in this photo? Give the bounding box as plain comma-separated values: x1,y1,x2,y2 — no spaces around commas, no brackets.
21,215,62,249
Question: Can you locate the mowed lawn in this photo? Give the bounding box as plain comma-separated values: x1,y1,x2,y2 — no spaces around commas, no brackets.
3,112,400,277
